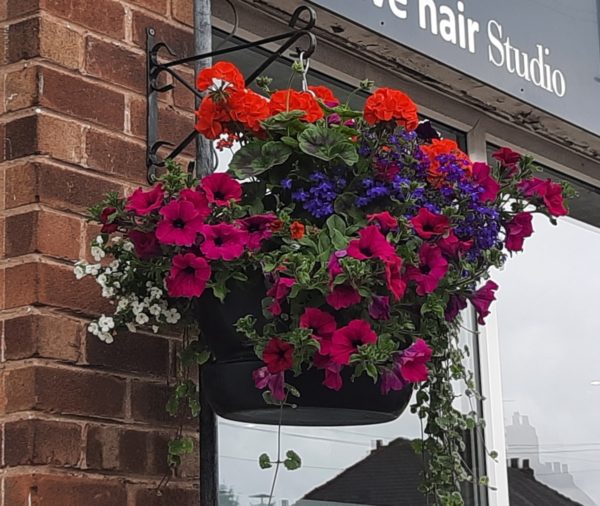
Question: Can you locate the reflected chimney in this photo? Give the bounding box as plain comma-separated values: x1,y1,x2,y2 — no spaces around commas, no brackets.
553,462,561,473
562,464,569,473
510,458,519,468
512,412,521,425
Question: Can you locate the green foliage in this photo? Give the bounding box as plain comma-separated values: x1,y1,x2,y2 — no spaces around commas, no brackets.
229,141,292,178
298,125,359,165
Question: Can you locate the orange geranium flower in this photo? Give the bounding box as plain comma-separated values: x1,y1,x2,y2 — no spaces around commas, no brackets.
228,89,271,133
196,61,245,92
421,139,472,186
363,88,419,131
269,89,324,123
195,97,230,139
290,221,305,240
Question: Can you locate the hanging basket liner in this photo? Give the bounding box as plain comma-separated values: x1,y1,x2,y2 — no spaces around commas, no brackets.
196,273,413,426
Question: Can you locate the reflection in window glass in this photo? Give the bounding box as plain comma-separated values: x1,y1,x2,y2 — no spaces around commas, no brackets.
489,149,600,505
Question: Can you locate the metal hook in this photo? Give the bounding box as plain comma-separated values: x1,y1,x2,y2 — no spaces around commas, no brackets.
298,51,313,95
288,5,317,31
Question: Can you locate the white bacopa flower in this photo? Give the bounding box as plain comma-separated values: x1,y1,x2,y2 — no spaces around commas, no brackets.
98,332,114,344
149,304,162,316
74,265,86,279
98,315,115,333
126,322,137,333
91,246,105,262
110,260,120,269
152,325,159,334
95,235,104,246
122,241,134,252
102,286,115,298
88,322,99,334
97,274,107,286
165,309,181,324
135,312,149,325
113,281,121,289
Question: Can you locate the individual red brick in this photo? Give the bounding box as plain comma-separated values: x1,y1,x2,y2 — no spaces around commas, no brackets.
45,0,126,39
133,486,199,506
171,0,193,27
1,261,38,309
1,162,38,210
132,10,194,58
3,312,82,361
2,115,38,161
84,129,147,184
127,0,168,15
4,65,40,112
86,425,170,475
5,0,39,19
2,210,37,257
4,419,82,466
4,366,127,418
85,330,169,376
5,474,128,506
7,17,41,62
37,209,82,260
85,37,145,93
131,380,178,425
39,67,125,130
39,16,83,69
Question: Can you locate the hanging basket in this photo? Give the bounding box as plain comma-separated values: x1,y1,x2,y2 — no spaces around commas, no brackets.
196,274,413,426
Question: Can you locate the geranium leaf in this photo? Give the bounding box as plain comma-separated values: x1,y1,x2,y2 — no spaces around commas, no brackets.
261,110,305,132
283,450,302,470
229,141,292,178
298,125,359,165
258,453,272,469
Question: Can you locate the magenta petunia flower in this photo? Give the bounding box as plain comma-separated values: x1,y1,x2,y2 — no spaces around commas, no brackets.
380,363,406,395
323,362,343,391
368,295,391,320
505,212,534,251
472,162,500,203
399,338,433,383
438,231,473,258
384,256,407,301
99,207,118,233
326,283,361,310
156,200,205,246
410,207,450,239
469,280,498,325
367,211,398,234
238,214,277,251
252,366,285,401
518,178,567,217
199,223,247,261
444,294,467,322
300,307,337,355
492,147,521,170
404,243,448,296
165,253,211,298
266,276,295,316
125,184,165,216
347,225,396,261
200,172,242,206
327,250,346,281
128,229,160,259
179,188,211,220
331,320,378,365
263,338,295,373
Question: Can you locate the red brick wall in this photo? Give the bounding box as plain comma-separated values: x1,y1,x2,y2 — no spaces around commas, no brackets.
0,0,200,504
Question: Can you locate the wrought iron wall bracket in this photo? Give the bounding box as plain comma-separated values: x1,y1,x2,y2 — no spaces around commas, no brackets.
145,5,317,184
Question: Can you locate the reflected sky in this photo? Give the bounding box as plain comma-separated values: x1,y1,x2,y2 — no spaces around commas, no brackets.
494,215,600,505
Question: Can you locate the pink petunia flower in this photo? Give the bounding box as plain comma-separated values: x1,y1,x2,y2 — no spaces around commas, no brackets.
263,338,294,373
128,229,160,259
300,307,337,355
368,295,391,320
492,147,520,174
472,162,500,203
99,207,118,233
201,172,242,206
252,367,285,401
367,211,398,234
347,225,396,261
199,223,247,260
179,188,211,220
156,200,205,246
410,207,451,239
384,256,407,300
165,253,211,298
505,212,534,251
327,250,346,281
266,276,295,316
331,320,377,365
438,231,473,258
518,178,567,217
404,243,448,296
399,338,433,382
326,283,361,310
469,280,498,325
125,184,165,216
380,363,406,395
238,214,278,251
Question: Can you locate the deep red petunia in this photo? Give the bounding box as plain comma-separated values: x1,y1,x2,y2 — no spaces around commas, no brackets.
165,253,211,298
367,211,398,234
99,207,118,234
125,184,165,216
380,363,406,395
399,338,433,383
438,231,473,258
410,208,451,239
368,295,391,321
505,212,534,251
199,223,247,261
238,214,278,251
179,188,211,220
331,320,378,365
404,243,448,296
327,251,346,281
326,283,361,310
384,256,407,301
472,162,500,203
263,338,295,373
300,307,337,355
492,147,521,172
266,276,295,316
128,229,160,260
347,225,396,261
444,294,467,322
469,280,498,325
156,200,205,246
518,178,567,217
201,172,242,206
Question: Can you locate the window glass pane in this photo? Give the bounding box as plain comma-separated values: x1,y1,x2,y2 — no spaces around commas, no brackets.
488,147,600,505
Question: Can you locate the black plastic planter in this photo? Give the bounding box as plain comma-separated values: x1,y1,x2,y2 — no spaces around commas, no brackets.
196,273,413,426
